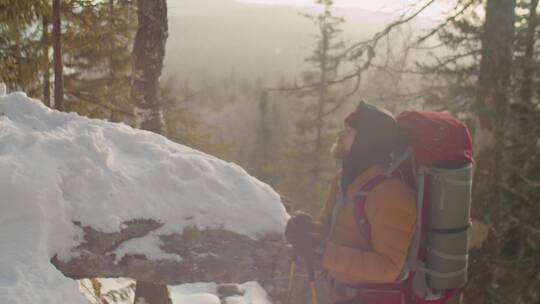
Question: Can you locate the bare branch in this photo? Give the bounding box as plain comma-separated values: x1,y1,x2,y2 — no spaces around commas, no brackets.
343,0,437,58
420,50,479,73
500,183,534,206
506,164,540,188
508,215,540,235
416,0,475,45
410,42,446,50
371,64,424,75
66,90,135,117
322,71,362,117
369,90,426,104
268,0,436,113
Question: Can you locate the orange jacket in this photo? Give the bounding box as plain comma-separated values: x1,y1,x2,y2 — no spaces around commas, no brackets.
314,164,416,301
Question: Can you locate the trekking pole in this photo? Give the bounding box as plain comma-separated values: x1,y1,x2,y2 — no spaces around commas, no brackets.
285,253,297,304
305,257,318,304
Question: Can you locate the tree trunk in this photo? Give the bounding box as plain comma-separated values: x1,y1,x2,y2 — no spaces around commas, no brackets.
109,0,118,122
131,0,168,135
134,281,172,304
52,0,64,111
521,0,538,105
42,15,51,107
464,0,516,303
131,0,169,302
313,5,330,183
254,90,270,179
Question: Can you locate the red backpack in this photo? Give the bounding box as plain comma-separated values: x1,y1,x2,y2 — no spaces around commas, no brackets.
348,110,474,304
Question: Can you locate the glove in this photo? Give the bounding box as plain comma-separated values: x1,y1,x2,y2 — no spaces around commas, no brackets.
285,212,319,258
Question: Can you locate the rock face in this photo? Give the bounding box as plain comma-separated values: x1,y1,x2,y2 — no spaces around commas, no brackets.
217,284,245,297
134,281,172,304
48,218,331,304
51,219,287,286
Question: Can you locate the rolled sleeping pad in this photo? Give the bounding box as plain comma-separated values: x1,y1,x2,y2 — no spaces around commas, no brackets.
425,164,473,289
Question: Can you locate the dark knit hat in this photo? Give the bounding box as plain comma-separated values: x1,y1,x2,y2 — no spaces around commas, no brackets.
340,101,405,193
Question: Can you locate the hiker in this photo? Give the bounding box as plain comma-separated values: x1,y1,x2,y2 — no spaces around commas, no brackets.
285,101,416,303
285,101,416,304
285,101,474,304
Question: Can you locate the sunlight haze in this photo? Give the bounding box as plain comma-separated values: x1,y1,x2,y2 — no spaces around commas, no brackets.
237,0,454,20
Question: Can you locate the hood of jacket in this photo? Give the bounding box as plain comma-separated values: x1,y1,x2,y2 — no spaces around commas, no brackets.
341,102,405,193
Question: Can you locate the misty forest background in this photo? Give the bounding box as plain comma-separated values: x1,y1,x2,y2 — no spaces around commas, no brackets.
1,0,539,303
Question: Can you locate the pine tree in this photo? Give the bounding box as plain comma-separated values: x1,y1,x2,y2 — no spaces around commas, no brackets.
0,0,49,97
160,76,222,154
465,1,517,303
131,1,170,302
416,0,483,116
52,0,64,110
518,0,539,105
42,13,51,107
62,0,137,120
251,89,275,183
273,1,348,213
0,0,137,116
416,0,540,302
496,1,540,302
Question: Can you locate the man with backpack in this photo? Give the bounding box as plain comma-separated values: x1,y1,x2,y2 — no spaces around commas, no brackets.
285,101,474,304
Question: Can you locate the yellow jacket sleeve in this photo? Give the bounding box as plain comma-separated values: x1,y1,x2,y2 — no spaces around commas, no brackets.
322,179,416,283
312,173,341,237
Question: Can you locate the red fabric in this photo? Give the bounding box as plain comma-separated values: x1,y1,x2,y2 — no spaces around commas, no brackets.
400,111,469,304
412,289,456,304
396,111,474,167
357,290,404,304
344,109,361,127
351,279,410,304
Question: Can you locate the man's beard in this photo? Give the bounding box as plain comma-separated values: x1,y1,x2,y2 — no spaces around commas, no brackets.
331,140,347,160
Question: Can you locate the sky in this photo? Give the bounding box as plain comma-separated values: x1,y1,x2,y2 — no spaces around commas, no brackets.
237,0,455,20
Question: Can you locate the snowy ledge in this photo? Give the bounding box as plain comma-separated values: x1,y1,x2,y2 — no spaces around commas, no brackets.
0,92,289,303
51,220,284,285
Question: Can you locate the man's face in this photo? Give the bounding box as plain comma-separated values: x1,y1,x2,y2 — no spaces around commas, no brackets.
331,123,356,160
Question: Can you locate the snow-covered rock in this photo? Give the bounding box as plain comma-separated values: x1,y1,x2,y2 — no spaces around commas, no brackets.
171,281,270,304
78,279,272,304
0,92,288,303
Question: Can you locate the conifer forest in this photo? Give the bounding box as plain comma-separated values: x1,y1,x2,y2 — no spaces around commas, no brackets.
0,0,539,303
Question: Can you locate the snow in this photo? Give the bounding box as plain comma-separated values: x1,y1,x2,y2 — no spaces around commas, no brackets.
133,106,158,128
113,232,184,263
0,92,288,303
78,279,271,304
97,278,134,295
170,281,270,304
170,282,221,304
238,282,271,303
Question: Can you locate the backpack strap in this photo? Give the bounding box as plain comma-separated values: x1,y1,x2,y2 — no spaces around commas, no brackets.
333,170,414,303
353,174,392,247
382,147,414,177
327,173,391,246
329,149,414,244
